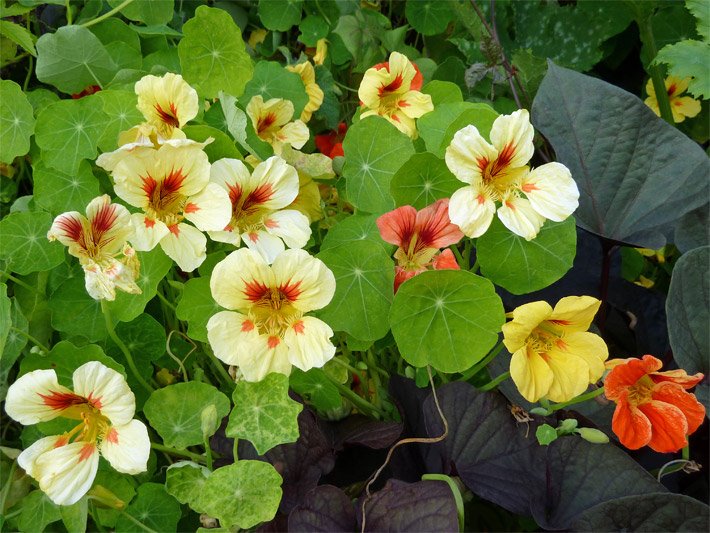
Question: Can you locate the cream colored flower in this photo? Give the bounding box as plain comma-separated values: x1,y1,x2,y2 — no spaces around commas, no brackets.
246,95,309,154
286,61,324,122
135,73,198,138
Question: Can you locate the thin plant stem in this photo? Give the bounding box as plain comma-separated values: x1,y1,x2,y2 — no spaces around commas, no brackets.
150,442,206,464
460,340,504,381
682,444,690,461
333,79,359,93
101,301,154,394
450,244,466,269
0,270,41,295
547,386,606,413
0,460,17,514
80,0,136,28
1,52,29,68
204,435,213,470
10,326,50,354
155,289,176,312
637,17,674,124
330,355,362,377
325,373,386,419
479,370,510,391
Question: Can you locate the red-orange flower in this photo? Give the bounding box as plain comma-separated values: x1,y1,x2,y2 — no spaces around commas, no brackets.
315,122,347,159
371,60,424,91
604,355,705,453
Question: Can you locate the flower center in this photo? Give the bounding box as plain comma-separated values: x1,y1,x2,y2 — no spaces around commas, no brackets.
244,281,303,337
626,375,655,406
224,182,275,233
141,168,188,225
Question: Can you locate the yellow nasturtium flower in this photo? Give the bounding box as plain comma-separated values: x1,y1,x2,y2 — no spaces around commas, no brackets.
246,95,310,154
135,73,198,138
313,38,328,65
502,296,609,403
286,61,324,122
645,76,701,123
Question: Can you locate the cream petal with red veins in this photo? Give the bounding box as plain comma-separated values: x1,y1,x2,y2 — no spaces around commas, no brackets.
488,109,535,169
17,436,64,478
130,213,170,251
497,195,545,241
397,90,433,119
264,209,311,249
72,361,135,425
445,125,497,185
209,158,251,190
33,442,99,506
521,162,579,222
207,311,262,366
84,195,134,254
210,248,275,311
247,156,300,210
271,249,336,313
448,185,496,238
5,369,73,424
159,223,207,272
183,183,232,232
99,419,150,475
285,316,336,371
135,73,198,135
237,335,292,382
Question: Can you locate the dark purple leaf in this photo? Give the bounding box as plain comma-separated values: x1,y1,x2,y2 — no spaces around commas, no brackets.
331,414,403,450
288,485,356,532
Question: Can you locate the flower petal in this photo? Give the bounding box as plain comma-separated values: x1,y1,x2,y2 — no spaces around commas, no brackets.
211,248,275,311
47,211,88,253
72,361,135,426
184,183,232,232
135,73,198,136
521,162,579,222
276,120,310,151
210,158,251,191
130,213,170,252
638,400,689,453
547,296,601,332
432,248,460,271
264,209,312,249
207,310,262,366
5,369,73,424
285,316,336,371
85,195,134,254
651,381,706,435
497,194,545,241
611,391,652,450
243,229,286,264
33,441,99,506
605,355,663,401
510,347,554,403
100,419,150,474
502,300,552,353
237,335,292,382
397,90,434,119
671,96,701,122
445,125,497,185
543,348,592,403
557,331,608,383
377,205,417,248
448,185,496,238
18,436,66,479
415,198,464,249
249,156,300,210
271,249,336,313
159,223,207,272
488,109,534,169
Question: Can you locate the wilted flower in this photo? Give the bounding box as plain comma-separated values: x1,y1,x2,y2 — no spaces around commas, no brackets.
207,248,336,382
503,296,608,403
644,76,701,123
5,362,150,505
604,355,705,453
48,195,141,301
246,95,309,154
285,61,324,122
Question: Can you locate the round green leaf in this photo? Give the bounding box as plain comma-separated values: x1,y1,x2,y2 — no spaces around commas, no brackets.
421,80,463,106
114,483,180,533
289,368,342,411
343,116,415,214
49,277,108,342
178,5,253,99
97,89,144,152
477,217,577,295
390,270,505,373
105,313,166,368
405,0,454,36
35,25,117,94
165,462,209,513
226,373,303,455
108,0,174,25
320,214,391,252
317,240,395,342
35,96,108,175
33,160,100,215
144,381,230,449
199,461,283,529
175,276,221,343
298,15,329,46
390,153,461,209
242,61,310,120
0,210,64,275
418,102,498,158
0,80,35,164
258,0,303,31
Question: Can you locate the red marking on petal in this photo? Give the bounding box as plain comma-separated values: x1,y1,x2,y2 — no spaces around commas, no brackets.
248,232,259,243
226,183,242,207
377,206,417,248
292,320,305,334
505,201,515,210
78,443,96,462
86,392,102,410
548,319,571,326
56,215,85,245
398,100,410,108
279,280,303,301
666,84,677,97
224,224,233,232
244,183,274,210
168,224,180,236
105,427,119,444
378,74,404,96
476,156,489,173
54,436,69,448
141,175,158,198
154,102,180,128
477,194,486,205
415,199,464,251
257,113,276,134
144,217,155,228
244,279,270,302
497,143,516,168
391,113,400,122
162,168,186,196
264,218,279,229
185,202,200,214
267,335,281,348
521,183,538,193
38,390,87,411
241,319,255,332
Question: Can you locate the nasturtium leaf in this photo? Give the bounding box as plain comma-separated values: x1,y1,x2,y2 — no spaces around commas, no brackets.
219,91,273,161
105,313,166,370
114,483,180,533
226,373,303,455
33,160,100,215
35,26,116,94
96,89,144,152
108,0,174,25
405,0,454,36
532,62,709,248
319,214,390,252
421,80,463,106
289,368,342,412
176,276,221,343
199,461,283,529
0,296,26,401
0,80,35,164
48,277,107,341
103,43,142,72
390,152,461,209
317,240,395,342
0,211,64,275
655,40,710,99
105,247,173,323
35,96,108,175
574,492,710,532
93,469,137,528
342,116,415,214
390,270,505,373
60,497,88,533
17,490,61,533
242,61,310,119
258,0,303,31
288,485,357,532
142,48,181,73
0,19,36,56
477,217,577,294
26,88,59,113
20,341,125,386
298,15,329,46
333,11,388,72
417,102,498,157
90,18,141,53
165,461,210,514
144,381,230,449
183,125,243,162
178,5,253,99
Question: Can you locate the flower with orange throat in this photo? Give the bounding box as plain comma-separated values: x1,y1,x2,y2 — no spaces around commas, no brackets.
377,199,463,292
285,61,324,122
502,296,609,403
358,51,433,138
246,95,310,154
135,73,198,138
208,156,311,263
207,248,336,382
445,109,579,240
644,76,701,123
48,195,141,301
4,361,150,505
604,355,705,453
109,139,232,272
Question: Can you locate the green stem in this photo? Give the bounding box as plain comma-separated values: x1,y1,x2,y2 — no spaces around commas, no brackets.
460,340,504,381
155,289,176,312
150,442,206,464
463,239,473,269
10,326,50,353
101,301,154,394
547,386,606,413
117,510,159,533
325,373,386,419
65,0,73,24
0,271,41,295
202,343,235,390
232,437,239,462
682,444,690,461
479,371,510,391
0,460,16,514
333,79,359,93
330,355,362,377
80,0,136,28
450,244,466,269
1,52,29,68
637,17,674,124
203,435,213,471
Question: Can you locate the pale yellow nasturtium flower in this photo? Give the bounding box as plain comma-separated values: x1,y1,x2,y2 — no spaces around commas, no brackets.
502,296,609,403
5,362,150,505
207,248,336,382
644,76,701,123
445,109,579,240
248,28,268,49
48,195,141,301
246,95,310,154
135,73,198,138
313,38,328,66
286,61,324,122
358,51,433,138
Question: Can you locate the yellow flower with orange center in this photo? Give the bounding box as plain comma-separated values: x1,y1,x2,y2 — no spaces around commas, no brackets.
135,73,198,138
246,95,310,154
644,76,701,123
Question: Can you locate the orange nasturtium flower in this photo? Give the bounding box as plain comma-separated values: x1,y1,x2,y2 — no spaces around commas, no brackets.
377,199,463,292
644,76,701,123
502,296,609,403
604,355,705,453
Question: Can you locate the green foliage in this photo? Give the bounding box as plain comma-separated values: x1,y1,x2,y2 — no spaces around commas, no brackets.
390,153,460,209
405,0,454,36
33,160,100,215
20,341,125,385
108,0,174,25
655,40,710,99
114,483,181,533
17,490,61,533
165,461,210,514
0,211,64,275
0,80,35,164
417,102,498,157
175,276,220,343
242,61,310,119
319,214,389,252
289,367,342,411
258,0,303,31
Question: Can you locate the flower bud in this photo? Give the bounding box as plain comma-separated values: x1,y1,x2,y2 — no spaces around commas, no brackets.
577,427,610,444
201,404,219,439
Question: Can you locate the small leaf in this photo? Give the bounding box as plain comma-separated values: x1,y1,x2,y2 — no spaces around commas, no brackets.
390,152,461,209
258,0,303,31
421,80,463,106
33,160,100,215
17,490,61,533
114,483,180,533
0,211,64,275
183,124,243,162
536,424,558,445
405,0,454,36
175,276,221,343
242,61,310,119
0,20,35,56
60,497,88,533
0,80,35,164
298,15,329,47
165,461,209,514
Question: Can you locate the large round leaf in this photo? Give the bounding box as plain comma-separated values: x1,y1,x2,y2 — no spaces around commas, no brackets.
390,270,505,373
390,152,461,209
0,211,64,275
33,160,100,216
417,102,498,158
0,80,35,164
96,89,143,152
405,0,454,36
114,484,180,533
258,0,303,31
242,61,309,119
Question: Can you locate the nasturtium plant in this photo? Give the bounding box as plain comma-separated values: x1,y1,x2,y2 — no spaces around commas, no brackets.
0,0,708,531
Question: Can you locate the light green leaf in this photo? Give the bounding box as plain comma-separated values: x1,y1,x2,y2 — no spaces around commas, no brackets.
35,25,116,94
48,276,108,341
390,153,461,209
35,96,108,174
219,91,273,160
421,80,463,106
333,11,388,72
317,240,394,342
390,270,505,373
17,490,61,533
320,214,390,252
20,341,125,385
258,0,303,31
405,0,454,36
144,381,230,449
418,102,498,158
165,461,210,514
0,211,64,275
108,0,174,25
0,20,36,56
226,373,303,454
33,160,100,215
97,89,144,152
687,0,710,40
290,367,342,411
199,461,283,529
0,284,10,359
298,15,329,46
115,483,180,533
183,124,243,162
178,5,253,99
175,276,221,343
0,80,35,164
655,39,710,99
477,217,577,295
242,61,309,119
60,497,88,533
26,88,59,113
343,116,415,214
